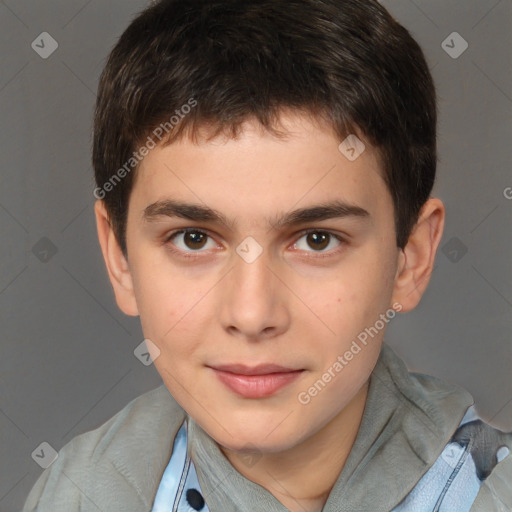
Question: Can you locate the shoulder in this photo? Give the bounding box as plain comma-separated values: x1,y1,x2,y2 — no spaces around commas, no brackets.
460,415,512,511
394,406,512,512
375,346,511,511
470,454,512,511
23,384,186,512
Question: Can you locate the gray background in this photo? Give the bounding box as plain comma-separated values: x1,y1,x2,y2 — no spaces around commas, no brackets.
0,0,510,510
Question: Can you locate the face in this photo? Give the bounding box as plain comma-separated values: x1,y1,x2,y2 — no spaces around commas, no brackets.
122,113,402,453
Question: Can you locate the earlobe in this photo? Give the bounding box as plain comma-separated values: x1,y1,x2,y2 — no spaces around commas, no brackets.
94,200,139,317
391,198,445,312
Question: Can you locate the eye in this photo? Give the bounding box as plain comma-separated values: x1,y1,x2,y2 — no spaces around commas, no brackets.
166,229,218,252
292,230,343,253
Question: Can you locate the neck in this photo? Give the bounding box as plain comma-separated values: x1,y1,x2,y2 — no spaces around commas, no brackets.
221,381,369,512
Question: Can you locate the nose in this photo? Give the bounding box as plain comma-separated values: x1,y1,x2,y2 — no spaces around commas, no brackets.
218,251,290,341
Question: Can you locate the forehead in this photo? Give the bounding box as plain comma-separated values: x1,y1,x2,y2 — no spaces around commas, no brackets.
129,113,392,228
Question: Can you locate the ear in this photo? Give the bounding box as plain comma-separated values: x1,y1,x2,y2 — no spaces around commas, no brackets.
391,198,445,313
94,200,139,316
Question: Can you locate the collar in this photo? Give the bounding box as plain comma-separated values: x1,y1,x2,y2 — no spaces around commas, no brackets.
93,385,187,509
186,344,474,512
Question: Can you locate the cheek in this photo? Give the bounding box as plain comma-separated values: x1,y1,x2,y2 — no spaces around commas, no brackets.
296,247,397,351
307,255,393,317
350,240,398,302
130,255,200,349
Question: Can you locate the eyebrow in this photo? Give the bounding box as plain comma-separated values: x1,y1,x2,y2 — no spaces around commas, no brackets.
143,199,370,230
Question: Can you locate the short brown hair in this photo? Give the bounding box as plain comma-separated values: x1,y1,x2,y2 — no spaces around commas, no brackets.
93,0,437,254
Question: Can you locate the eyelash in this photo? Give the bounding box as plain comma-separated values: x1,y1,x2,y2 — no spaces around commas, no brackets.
164,228,347,260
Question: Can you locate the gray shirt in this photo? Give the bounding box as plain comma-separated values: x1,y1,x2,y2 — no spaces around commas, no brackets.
23,344,512,511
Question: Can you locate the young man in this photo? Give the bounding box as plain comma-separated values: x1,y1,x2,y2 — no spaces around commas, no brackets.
23,0,511,511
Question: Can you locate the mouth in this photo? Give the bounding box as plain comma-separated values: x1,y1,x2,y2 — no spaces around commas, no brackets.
207,363,305,398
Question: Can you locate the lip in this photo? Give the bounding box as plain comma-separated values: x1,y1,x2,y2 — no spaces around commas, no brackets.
210,363,300,376
209,364,304,398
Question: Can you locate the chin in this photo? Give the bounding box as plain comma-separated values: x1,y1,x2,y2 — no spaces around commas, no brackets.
220,434,299,455
208,418,305,454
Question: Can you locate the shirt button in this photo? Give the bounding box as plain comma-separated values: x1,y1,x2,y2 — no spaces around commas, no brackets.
186,488,205,510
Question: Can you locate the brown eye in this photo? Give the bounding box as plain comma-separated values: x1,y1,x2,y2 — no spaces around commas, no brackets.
306,232,330,251
293,231,343,254
183,231,207,250
168,230,216,252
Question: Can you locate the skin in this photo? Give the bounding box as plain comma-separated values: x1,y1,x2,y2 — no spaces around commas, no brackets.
95,112,445,512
